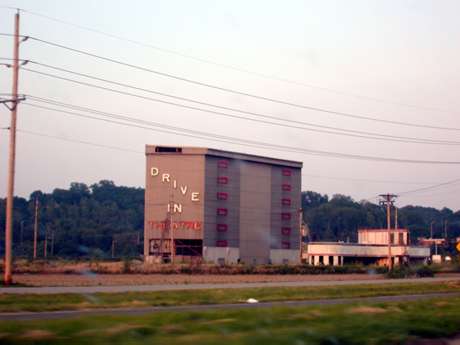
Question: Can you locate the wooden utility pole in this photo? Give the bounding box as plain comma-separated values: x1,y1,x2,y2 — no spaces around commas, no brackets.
4,10,20,285
168,192,175,264
170,207,175,264
379,194,397,270
43,226,48,259
394,207,398,230
51,230,54,257
33,198,39,259
111,239,116,259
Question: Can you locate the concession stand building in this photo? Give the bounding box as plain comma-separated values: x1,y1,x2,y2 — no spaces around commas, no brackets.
144,146,302,265
303,228,430,266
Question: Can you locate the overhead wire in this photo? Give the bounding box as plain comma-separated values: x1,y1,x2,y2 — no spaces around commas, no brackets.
21,97,460,165
12,7,458,115
15,60,460,146
1,13,459,206
19,35,460,132
397,178,460,196
13,127,441,187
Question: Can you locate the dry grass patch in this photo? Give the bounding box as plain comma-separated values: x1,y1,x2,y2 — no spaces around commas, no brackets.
161,324,187,334
201,318,236,325
18,329,56,340
105,324,143,335
348,306,387,314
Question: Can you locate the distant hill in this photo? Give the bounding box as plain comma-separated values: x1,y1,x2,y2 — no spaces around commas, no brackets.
0,181,458,259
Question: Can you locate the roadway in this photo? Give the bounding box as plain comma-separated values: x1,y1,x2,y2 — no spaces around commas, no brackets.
0,291,459,321
0,275,459,294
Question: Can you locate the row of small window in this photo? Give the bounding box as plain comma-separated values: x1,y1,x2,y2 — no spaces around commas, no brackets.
215,240,290,248
217,208,292,220
217,176,292,191
217,192,291,206
218,160,292,176
216,224,292,235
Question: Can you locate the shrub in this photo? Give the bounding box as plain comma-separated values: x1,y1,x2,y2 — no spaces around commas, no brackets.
415,265,435,278
386,266,414,279
122,258,132,274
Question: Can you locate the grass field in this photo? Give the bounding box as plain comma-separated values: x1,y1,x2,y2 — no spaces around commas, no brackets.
0,296,459,344
0,280,459,312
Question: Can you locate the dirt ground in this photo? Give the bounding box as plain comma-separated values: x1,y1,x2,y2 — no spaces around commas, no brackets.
13,273,386,287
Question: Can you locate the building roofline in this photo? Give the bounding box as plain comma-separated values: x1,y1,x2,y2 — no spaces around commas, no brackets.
305,242,426,248
145,145,303,168
358,228,408,232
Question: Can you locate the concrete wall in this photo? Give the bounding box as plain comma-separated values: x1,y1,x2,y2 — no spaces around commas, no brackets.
144,150,205,259
270,166,301,251
358,229,408,245
203,246,240,264
270,249,300,264
144,146,302,264
239,161,272,264
305,243,429,258
204,156,240,248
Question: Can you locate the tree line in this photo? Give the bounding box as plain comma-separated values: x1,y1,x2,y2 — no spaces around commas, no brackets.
301,191,460,246
0,181,458,259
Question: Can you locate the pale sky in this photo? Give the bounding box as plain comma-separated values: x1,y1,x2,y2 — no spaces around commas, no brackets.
0,0,459,210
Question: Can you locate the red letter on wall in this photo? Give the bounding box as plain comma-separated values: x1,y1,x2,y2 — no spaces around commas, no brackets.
282,184,291,191
217,176,229,184
217,192,228,200
281,212,291,220
281,227,291,236
217,208,228,216
281,198,291,206
282,168,292,176
216,240,228,247
218,160,229,168
217,224,228,232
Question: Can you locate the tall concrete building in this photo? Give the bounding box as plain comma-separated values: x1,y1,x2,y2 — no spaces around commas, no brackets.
144,146,302,265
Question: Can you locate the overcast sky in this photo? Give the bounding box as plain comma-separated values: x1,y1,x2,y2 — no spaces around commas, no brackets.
0,0,459,210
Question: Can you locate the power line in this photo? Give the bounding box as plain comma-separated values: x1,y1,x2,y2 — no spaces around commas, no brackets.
303,174,436,185
21,98,460,165
14,7,457,115
18,60,460,146
13,127,442,187
22,35,460,132
17,128,143,154
397,178,460,196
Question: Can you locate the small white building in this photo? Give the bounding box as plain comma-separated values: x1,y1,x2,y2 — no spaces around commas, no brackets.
303,228,430,266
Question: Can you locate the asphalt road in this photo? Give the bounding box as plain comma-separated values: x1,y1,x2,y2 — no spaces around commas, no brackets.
1,292,459,321
0,276,459,295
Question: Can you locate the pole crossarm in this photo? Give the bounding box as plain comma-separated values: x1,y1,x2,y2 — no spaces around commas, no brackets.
0,95,26,110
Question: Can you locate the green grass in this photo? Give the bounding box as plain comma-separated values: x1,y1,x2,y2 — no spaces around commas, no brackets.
0,280,459,312
0,296,459,344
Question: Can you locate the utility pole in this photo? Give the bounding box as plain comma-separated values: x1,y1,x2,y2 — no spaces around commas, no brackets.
394,207,398,230
430,220,435,239
19,220,24,252
43,226,48,259
168,192,175,264
169,203,175,264
111,239,116,259
444,220,448,240
4,10,21,285
299,208,303,262
50,230,54,257
33,198,39,260
379,194,397,270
